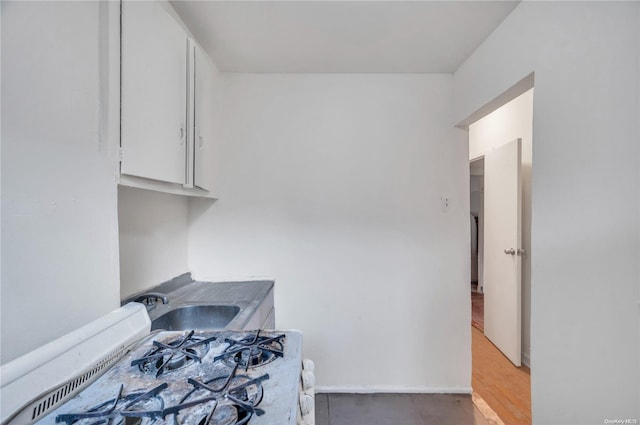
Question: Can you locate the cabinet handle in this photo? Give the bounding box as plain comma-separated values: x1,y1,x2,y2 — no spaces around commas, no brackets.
179,126,185,146
199,135,204,149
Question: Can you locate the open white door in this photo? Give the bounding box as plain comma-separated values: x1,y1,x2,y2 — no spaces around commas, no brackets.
483,138,522,366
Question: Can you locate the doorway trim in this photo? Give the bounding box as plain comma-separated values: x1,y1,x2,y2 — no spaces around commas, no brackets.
456,73,534,129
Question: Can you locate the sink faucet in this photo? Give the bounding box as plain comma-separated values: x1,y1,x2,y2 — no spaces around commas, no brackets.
132,292,169,311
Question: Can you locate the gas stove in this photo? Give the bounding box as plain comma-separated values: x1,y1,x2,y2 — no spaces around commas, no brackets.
35,329,304,425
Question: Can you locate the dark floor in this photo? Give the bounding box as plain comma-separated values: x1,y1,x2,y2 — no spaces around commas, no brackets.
314,393,491,425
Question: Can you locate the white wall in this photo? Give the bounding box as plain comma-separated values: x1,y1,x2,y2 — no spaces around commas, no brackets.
1,1,120,363
469,89,533,366
455,2,640,423
188,74,470,391
118,187,190,298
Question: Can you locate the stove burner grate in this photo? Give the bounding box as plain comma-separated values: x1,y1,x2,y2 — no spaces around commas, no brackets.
55,367,269,425
55,383,167,425
52,331,289,425
164,363,270,425
215,331,285,370
131,331,217,377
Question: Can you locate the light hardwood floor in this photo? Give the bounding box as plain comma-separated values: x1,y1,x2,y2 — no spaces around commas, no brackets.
472,326,531,425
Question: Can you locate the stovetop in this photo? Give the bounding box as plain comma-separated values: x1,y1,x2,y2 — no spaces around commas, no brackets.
36,330,302,425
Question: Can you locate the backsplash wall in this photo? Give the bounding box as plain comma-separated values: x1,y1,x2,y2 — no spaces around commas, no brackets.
118,186,190,298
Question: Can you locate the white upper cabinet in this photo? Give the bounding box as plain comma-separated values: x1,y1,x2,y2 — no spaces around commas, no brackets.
193,43,217,194
121,1,188,185
119,1,219,198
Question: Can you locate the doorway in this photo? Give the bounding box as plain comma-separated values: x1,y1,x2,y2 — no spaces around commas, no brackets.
467,88,534,424
468,88,533,367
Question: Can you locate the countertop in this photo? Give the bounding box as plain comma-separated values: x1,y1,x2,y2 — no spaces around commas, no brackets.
123,273,274,330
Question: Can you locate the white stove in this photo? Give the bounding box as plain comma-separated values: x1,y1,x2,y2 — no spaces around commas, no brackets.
0,304,314,425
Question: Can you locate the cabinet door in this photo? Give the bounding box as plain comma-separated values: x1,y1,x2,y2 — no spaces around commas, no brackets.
193,43,216,193
121,1,187,185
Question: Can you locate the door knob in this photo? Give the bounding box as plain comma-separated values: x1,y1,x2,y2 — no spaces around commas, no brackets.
504,248,516,255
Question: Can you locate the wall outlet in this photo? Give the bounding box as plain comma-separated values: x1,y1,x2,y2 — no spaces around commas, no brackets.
440,196,449,213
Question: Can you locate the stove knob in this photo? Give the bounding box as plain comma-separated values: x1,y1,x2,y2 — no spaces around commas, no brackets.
299,392,314,416
302,370,315,390
302,358,315,372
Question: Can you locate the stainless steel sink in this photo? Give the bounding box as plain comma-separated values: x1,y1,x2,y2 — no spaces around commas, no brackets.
150,305,241,331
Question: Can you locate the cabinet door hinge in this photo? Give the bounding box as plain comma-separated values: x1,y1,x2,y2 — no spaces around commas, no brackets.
118,147,124,163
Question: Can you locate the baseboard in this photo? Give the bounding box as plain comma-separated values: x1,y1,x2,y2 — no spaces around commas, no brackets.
315,386,472,394
522,351,530,368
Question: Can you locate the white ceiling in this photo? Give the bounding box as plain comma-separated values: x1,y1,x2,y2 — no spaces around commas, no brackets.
170,1,519,73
